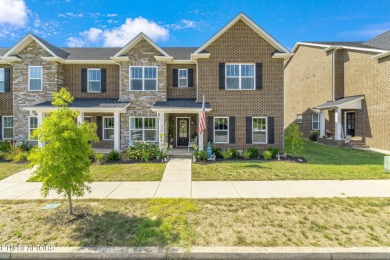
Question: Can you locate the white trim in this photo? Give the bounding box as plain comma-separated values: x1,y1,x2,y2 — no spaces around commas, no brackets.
113,33,170,58
272,53,294,59
194,13,290,55
225,63,256,90
291,42,387,54
24,106,129,113
176,117,191,147
178,69,188,88
190,53,211,60
129,66,158,91
129,116,158,143
312,113,320,130
372,51,390,60
28,116,38,141
2,116,13,140
151,107,212,114
87,68,101,93
252,117,268,144
28,66,42,91
213,117,229,144
102,116,115,140
0,68,4,92
344,111,356,137
316,96,364,110
3,33,58,58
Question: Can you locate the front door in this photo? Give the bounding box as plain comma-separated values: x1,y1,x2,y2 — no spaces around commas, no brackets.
177,118,189,147
346,112,355,137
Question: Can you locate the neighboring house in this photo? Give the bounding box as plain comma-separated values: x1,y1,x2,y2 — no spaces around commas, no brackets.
0,13,292,152
285,31,390,150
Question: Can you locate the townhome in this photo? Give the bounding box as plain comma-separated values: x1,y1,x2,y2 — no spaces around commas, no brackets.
0,13,292,152
285,31,390,150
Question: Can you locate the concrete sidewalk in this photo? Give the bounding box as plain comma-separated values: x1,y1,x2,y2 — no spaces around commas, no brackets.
2,179,390,200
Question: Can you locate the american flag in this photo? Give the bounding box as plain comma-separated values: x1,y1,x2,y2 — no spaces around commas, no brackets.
199,96,206,134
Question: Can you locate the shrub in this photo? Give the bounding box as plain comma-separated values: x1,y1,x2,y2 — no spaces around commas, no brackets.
229,148,239,158
17,141,33,152
212,147,223,158
284,123,304,157
309,130,319,141
220,149,233,160
125,142,159,160
107,150,120,161
262,150,273,160
94,153,106,164
265,146,280,158
156,149,168,161
141,151,151,162
242,150,252,159
13,151,29,163
246,147,259,158
0,140,12,152
195,150,207,161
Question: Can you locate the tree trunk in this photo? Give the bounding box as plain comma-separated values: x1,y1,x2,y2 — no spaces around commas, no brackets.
67,192,73,215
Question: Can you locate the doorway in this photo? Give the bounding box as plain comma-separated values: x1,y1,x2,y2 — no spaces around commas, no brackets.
345,112,355,137
176,117,190,147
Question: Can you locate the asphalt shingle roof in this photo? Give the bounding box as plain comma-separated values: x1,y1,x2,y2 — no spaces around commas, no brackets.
363,30,390,50
32,34,70,59
161,47,198,60
153,98,211,109
33,98,129,108
315,95,365,109
61,48,121,60
0,48,10,56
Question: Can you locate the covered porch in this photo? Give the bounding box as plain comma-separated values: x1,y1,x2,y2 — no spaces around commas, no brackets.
152,98,211,151
314,95,365,144
24,98,130,151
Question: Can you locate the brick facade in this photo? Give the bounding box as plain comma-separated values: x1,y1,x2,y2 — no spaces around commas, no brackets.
198,20,285,151
166,64,196,99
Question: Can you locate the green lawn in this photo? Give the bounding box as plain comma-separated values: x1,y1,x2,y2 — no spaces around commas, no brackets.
2,198,390,247
192,140,389,181
0,162,27,180
89,163,166,182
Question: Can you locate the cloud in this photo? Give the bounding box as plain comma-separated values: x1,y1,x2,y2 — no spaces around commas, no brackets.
0,0,28,27
66,16,169,47
166,19,208,31
341,22,390,38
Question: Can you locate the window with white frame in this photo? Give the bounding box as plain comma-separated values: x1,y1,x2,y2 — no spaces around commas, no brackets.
0,69,4,92
28,116,38,140
296,114,303,124
178,69,188,87
29,66,42,91
129,66,157,91
312,113,320,130
214,117,229,143
88,69,101,92
130,117,158,142
226,64,255,90
2,116,13,140
103,117,114,140
252,117,267,144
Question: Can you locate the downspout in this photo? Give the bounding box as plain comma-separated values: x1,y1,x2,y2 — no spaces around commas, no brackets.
332,48,336,102
193,59,199,103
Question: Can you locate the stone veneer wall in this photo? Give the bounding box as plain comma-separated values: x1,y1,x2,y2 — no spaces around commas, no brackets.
12,41,60,141
118,39,167,150
198,20,285,151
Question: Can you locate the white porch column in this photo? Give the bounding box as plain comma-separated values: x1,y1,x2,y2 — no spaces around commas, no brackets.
113,112,120,151
334,108,342,140
158,112,165,150
198,112,204,151
77,111,84,125
37,112,45,148
320,110,326,137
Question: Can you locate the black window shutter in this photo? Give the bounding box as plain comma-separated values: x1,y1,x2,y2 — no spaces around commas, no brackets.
172,69,178,87
246,116,252,144
256,63,263,90
188,68,194,87
4,68,10,92
219,63,225,89
96,116,103,140
207,116,213,143
81,68,87,93
268,117,275,144
229,116,235,144
0,116,2,139
101,68,106,93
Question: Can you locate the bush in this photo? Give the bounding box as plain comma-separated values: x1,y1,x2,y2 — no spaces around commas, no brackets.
284,123,304,157
107,150,120,161
195,150,207,161
123,142,160,161
265,146,280,158
13,151,29,163
246,147,259,158
141,151,151,162
309,130,319,141
242,150,252,159
262,150,273,160
220,149,233,160
0,140,12,152
229,148,239,158
156,149,168,161
212,147,223,158
94,153,106,164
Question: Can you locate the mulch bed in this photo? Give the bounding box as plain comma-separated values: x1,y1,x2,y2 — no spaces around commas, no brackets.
194,156,307,164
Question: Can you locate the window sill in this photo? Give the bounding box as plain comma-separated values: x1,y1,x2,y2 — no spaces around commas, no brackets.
28,90,43,92
224,89,256,91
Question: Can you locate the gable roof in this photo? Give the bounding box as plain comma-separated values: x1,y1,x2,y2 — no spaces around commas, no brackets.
3,33,69,59
194,12,290,54
112,33,170,58
161,47,197,60
363,30,390,50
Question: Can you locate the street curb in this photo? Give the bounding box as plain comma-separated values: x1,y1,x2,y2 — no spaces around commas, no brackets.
1,246,390,259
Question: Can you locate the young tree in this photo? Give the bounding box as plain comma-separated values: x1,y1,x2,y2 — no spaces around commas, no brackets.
28,88,98,215
284,123,304,157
